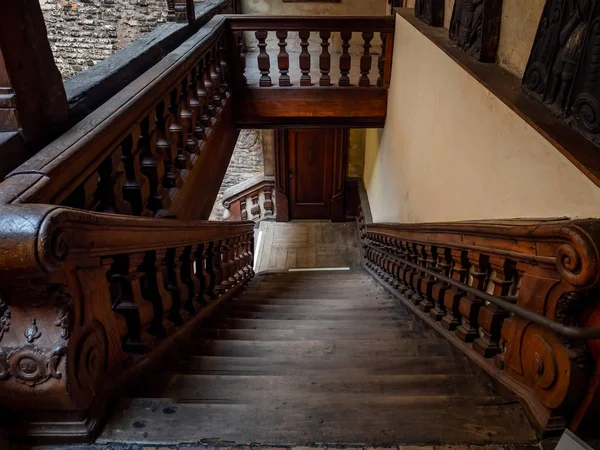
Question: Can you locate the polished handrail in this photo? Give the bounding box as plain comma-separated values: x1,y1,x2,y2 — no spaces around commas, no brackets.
364,239,600,340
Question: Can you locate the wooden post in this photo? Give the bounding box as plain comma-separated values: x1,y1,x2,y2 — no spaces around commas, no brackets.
0,0,68,150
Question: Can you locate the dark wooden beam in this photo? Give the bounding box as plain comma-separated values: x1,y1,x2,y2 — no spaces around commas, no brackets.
0,0,68,151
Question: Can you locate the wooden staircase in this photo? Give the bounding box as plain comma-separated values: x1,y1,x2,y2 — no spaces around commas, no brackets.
99,270,537,447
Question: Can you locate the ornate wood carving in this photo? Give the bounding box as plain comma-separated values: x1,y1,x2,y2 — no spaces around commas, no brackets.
357,207,600,435
415,0,445,27
523,0,600,150
449,0,503,62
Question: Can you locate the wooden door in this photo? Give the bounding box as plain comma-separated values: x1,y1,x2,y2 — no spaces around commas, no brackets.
275,129,348,222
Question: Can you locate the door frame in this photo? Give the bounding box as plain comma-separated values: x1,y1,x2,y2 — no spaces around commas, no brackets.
274,128,348,222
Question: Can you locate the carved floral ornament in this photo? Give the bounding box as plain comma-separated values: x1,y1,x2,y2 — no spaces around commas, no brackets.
0,286,73,387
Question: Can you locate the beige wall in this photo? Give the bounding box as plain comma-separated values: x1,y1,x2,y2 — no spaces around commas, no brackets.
363,14,600,223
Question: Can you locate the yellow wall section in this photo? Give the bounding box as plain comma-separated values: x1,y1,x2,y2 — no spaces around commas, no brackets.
363,14,600,223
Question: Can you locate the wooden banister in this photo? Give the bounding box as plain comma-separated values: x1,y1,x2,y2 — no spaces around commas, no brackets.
357,193,600,436
0,204,254,441
222,174,275,221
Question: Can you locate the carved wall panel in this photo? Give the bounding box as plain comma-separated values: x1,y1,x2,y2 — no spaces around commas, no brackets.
415,0,445,27
523,0,600,148
449,0,503,62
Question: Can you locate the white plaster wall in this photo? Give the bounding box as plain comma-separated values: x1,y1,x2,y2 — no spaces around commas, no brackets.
363,14,600,223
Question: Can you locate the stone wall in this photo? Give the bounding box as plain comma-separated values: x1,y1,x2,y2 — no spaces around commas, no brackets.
40,0,168,79
211,130,265,220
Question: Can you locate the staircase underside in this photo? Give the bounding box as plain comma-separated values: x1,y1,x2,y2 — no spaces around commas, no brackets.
98,222,538,448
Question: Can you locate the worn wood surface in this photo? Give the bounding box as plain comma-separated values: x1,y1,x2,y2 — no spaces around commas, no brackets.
100,270,536,446
254,221,362,272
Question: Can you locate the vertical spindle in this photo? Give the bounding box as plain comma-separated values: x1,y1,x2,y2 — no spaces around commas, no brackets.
360,31,374,87
255,30,272,87
319,31,332,87
276,30,291,87
299,30,311,86
339,30,352,87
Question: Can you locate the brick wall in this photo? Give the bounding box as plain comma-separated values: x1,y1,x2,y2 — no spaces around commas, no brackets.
40,0,168,79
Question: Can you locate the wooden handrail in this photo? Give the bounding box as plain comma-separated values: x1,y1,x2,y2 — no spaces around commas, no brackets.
358,197,600,436
0,15,232,216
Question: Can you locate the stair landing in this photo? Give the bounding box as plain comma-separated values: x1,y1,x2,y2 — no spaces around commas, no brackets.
98,269,537,447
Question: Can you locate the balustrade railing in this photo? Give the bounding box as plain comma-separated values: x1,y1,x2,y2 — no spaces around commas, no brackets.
227,17,394,89
357,203,600,436
222,174,275,221
0,204,254,441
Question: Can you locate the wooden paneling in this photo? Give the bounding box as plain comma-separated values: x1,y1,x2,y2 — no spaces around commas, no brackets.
234,88,388,128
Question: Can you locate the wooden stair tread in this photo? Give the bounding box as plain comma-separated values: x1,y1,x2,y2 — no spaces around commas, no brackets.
191,339,454,357
167,355,472,375
101,397,537,445
99,269,537,447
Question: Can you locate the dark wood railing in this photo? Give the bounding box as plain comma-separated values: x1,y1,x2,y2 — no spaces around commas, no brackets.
0,15,395,443
228,16,394,127
222,174,275,221
358,198,600,436
0,204,254,441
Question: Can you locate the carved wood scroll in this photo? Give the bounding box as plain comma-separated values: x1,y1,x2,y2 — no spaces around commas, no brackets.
357,200,600,436
0,204,255,441
415,0,445,27
523,0,600,149
449,0,503,62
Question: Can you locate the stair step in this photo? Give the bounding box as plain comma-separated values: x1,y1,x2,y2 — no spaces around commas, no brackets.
217,311,409,320
100,397,537,446
139,373,492,400
206,317,426,330
222,304,405,315
230,297,397,306
190,339,454,358
168,355,469,375
196,327,441,341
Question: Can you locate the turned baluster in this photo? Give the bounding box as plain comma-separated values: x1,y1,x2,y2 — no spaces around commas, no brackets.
377,32,386,88
203,55,217,122
213,45,225,100
397,241,412,294
233,237,244,282
193,244,208,306
94,148,132,215
299,30,311,86
227,238,237,285
197,60,212,133
220,241,231,291
359,31,374,87
240,234,251,279
169,89,191,173
275,30,291,87
213,240,225,295
161,248,185,325
264,187,274,216
319,31,332,87
473,257,514,357
139,250,174,339
339,30,352,87
219,37,230,94
430,247,452,320
418,245,438,312
456,252,490,342
407,243,424,303
204,242,216,300
189,68,206,153
240,198,248,220
138,115,170,216
248,233,255,276
180,77,199,165
255,30,272,87
180,246,201,307
210,48,223,108
109,253,154,353
156,100,182,190
441,250,470,331
251,194,260,219
121,133,150,216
